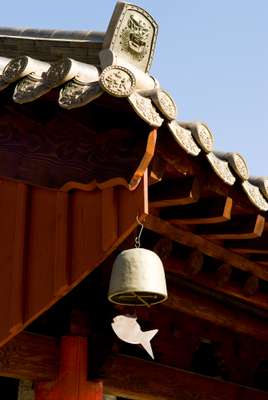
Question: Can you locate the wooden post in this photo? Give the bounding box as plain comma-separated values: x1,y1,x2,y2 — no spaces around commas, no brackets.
35,336,103,400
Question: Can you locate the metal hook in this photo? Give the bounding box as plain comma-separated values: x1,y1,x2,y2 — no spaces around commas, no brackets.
135,215,144,248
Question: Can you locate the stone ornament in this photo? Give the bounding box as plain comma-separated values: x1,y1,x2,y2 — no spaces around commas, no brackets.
13,77,50,104
242,181,268,211
128,92,163,127
180,122,214,153
2,56,29,83
100,65,136,97
2,56,49,83
249,177,268,200
216,152,249,181
43,58,73,87
102,2,158,72
59,80,103,109
151,89,177,121
206,152,236,185
167,121,201,156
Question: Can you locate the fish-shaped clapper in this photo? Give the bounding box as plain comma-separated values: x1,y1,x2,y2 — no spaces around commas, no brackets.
111,314,158,359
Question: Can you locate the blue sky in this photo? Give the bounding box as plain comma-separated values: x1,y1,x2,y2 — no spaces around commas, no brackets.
1,1,267,175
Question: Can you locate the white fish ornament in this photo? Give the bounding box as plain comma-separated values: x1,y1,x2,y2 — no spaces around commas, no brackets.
111,315,158,359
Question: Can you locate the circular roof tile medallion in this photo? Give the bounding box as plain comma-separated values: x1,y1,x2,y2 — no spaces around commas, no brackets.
206,152,236,186
100,65,136,97
192,123,214,153
249,177,268,200
128,92,163,127
229,153,249,181
2,56,28,83
151,89,177,120
242,181,268,211
43,58,72,88
167,121,201,156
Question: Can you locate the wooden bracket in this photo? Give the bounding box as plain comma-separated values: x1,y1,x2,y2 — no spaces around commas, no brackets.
163,196,232,225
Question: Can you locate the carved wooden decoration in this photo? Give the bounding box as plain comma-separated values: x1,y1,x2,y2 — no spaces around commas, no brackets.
0,101,154,190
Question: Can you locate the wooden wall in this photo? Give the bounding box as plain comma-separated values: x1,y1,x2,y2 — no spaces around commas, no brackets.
0,175,148,347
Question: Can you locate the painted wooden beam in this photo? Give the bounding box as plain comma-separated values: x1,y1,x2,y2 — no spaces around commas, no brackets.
0,332,58,381
141,214,268,281
164,196,233,225
103,354,268,400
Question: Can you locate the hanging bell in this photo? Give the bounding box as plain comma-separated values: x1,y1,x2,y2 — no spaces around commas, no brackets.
108,248,168,306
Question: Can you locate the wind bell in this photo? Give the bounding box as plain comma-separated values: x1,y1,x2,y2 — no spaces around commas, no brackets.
108,217,168,306
108,217,168,359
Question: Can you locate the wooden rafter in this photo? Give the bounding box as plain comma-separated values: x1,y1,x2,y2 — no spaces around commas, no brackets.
163,196,232,225
141,214,268,281
149,176,200,208
197,215,265,240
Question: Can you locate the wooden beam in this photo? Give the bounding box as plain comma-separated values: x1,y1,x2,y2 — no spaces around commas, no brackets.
142,214,268,281
164,196,233,225
103,354,268,400
197,215,265,240
0,332,58,381
149,177,200,208
164,281,268,341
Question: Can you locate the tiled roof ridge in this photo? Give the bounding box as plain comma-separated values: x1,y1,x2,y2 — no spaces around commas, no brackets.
0,27,104,42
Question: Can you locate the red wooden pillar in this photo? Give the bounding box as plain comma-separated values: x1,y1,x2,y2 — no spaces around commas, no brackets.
35,336,103,400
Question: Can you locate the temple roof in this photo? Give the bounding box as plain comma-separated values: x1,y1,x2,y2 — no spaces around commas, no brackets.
1,4,268,395
0,31,267,211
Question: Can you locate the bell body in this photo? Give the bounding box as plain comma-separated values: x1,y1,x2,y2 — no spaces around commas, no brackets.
108,248,167,306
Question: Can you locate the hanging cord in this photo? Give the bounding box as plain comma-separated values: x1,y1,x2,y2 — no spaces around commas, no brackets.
135,216,144,248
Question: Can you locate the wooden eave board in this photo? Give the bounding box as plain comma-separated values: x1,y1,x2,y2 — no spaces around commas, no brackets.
0,174,148,348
